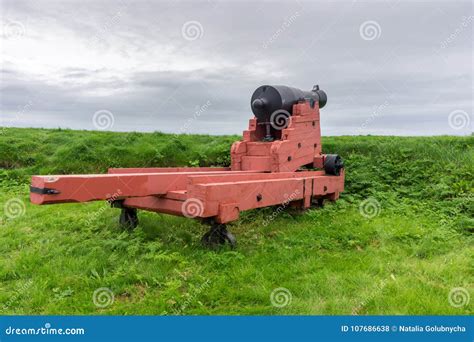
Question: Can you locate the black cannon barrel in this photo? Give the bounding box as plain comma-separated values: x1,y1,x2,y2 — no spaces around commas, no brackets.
250,85,327,122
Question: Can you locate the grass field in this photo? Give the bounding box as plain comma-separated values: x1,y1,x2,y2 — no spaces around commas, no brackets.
0,127,472,315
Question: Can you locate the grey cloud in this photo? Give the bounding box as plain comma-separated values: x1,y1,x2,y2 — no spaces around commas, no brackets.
0,0,472,136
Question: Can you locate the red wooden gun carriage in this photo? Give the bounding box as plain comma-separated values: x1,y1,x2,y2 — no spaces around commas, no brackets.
30,85,344,248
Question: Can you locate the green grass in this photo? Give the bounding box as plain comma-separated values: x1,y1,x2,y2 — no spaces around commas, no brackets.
0,127,472,315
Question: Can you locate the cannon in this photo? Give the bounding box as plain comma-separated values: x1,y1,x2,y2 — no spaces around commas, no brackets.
30,84,345,248
251,85,327,120
251,85,327,141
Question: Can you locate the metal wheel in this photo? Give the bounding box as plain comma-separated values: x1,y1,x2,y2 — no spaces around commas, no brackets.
119,207,139,229
201,223,236,249
324,154,344,176
311,197,324,208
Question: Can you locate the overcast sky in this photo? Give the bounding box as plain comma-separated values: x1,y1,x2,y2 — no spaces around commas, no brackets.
1,0,472,136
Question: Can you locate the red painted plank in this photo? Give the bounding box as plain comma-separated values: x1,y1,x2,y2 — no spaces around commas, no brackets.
30,170,263,204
